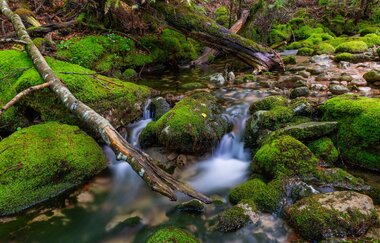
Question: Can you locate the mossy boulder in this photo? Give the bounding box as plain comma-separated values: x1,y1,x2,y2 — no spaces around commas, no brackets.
298,47,314,56
140,93,229,154
123,68,137,79
249,96,288,114
229,179,284,212
307,137,339,164
335,41,368,53
321,95,380,171
363,69,380,84
0,122,107,216
253,135,319,178
265,122,338,145
0,50,151,134
147,227,199,243
286,191,377,241
316,43,335,55
282,55,296,65
334,52,371,63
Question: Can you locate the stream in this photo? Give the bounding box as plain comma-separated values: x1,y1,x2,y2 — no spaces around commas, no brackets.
1,56,379,242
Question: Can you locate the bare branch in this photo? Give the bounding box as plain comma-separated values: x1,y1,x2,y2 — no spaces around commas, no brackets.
0,82,51,116
0,38,27,45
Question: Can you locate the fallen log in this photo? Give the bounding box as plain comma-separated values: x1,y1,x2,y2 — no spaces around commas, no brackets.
191,9,250,66
147,0,282,71
0,0,210,204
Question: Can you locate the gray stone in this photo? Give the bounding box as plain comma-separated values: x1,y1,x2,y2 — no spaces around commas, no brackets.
210,73,225,86
329,84,349,95
290,87,310,99
150,97,171,121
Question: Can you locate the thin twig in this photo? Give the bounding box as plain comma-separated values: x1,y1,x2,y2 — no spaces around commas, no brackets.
0,82,51,116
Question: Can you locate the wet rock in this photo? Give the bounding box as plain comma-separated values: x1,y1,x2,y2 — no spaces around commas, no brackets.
141,92,230,154
329,84,349,95
310,54,332,66
339,61,351,69
306,66,324,75
265,122,338,143
296,70,311,78
363,69,380,86
288,66,307,72
311,83,328,91
0,122,107,216
227,71,235,84
350,78,367,86
286,191,377,241
315,73,331,81
339,74,353,82
150,97,171,121
290,87,310,99
210,73,225,86
216,200,258,232
277,75,307,89
176,199,204,213
340,81,348,86
290,97,314,116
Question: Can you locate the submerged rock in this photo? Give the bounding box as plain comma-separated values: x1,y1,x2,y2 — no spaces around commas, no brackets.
147,227,199,243
286,191,377,241
0,50,151,134
0,122,107,216
140,92,229,154
321,95,380,171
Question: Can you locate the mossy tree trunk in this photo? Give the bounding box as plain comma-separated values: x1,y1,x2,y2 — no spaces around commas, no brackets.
147,0,282,71
0,0,210,204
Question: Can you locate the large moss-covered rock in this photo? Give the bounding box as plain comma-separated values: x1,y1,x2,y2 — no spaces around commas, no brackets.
229,179,284,213
286,191,377,241
335,41,368,53
321,95,380,171
253,135,319,178
0,50,151,134
363,69,380,84
147,227,199,243
140,92,229,154
0,122,107,216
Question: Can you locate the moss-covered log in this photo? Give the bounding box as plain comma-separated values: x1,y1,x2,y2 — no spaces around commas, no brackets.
148,0,282,71
0,0,210,203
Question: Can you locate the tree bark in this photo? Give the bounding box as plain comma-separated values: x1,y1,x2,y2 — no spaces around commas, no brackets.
191,10,250,66
147,0,282,71
0,0,210,204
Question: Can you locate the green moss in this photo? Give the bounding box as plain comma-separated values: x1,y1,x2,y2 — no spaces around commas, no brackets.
298,47,314,56
286,191,378,241
180,82,206,89
362,34,380,47
249,96,287,114
259,106,294,130
311,168,366,191
308,137,339,164
0,122,107,215
335,41,368,53
282,55,296,64
335,52,354,62
317,43,335,54
363,70,380,83
229,179,284,213
321,95,380,171
253,135,319,178
359,26,380,36
147,227,199,243
33,38,47,50
269,24,292,44
0,50,151,133
140,92,228,154
214,6,229,27
216,206,249,232
123,68,137,79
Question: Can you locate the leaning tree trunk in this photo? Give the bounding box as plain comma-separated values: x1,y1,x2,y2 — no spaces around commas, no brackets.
146,0,282,71
0,0,210,204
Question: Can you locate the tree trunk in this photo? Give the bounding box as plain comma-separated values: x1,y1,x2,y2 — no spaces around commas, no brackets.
191,9,250,66
147,0,282,71
0,0,210,204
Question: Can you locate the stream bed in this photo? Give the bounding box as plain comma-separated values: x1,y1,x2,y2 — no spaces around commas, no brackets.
1,56,380,243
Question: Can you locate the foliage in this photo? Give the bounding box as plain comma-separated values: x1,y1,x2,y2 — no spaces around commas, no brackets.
147,227,199,243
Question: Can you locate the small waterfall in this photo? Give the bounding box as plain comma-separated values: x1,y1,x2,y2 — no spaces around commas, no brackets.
127,99,153,148
189,103,251,194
